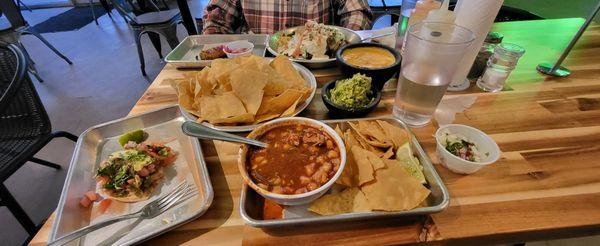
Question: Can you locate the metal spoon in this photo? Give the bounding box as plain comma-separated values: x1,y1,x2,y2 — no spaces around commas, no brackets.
181,121,268,148
360,32,395,42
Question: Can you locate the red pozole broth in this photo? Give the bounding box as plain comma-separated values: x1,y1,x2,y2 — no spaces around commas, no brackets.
247,124,341,195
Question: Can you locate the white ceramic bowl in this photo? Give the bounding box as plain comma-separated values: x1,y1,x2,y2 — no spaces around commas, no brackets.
238,117,346,205
224,40,254,58
435,124,500,174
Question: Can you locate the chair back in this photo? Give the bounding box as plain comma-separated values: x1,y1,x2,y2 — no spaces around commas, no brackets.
0,0,27,29
0,42,51,177
108,0,139,25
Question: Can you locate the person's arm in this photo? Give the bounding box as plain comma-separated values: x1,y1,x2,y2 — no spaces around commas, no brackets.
202,0,242,34
336,0,373,30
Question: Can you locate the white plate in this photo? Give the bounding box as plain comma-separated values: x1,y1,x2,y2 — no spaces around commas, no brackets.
179,59,317,132
266,25,361,69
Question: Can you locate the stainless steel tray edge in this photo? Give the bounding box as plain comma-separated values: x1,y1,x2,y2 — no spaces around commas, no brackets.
165,34,269,68
239,116,449,227
50,105,214,244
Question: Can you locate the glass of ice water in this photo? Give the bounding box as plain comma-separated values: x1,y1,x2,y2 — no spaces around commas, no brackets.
393,22,475,127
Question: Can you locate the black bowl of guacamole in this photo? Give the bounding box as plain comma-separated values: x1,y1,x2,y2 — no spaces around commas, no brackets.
321,74,381,118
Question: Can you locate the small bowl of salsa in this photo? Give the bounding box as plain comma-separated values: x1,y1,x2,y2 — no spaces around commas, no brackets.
238,117,346,205
224,40,254,58
336,42,401,91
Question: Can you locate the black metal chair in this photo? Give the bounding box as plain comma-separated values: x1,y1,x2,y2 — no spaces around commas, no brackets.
110,0,181,76
369,0,401,27
0,0,72,82
88,0,114,25
0,42,77,236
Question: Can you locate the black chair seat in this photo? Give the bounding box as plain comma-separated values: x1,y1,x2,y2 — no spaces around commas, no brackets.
132,9,181,26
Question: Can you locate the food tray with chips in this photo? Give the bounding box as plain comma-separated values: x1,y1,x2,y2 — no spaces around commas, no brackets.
239,116,449,227
165,34,269,68
50,105,213,245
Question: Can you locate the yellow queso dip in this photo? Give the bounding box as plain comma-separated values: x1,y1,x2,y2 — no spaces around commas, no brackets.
342,47,395,69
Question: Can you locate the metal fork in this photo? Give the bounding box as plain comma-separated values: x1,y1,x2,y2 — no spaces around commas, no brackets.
49,181,198,246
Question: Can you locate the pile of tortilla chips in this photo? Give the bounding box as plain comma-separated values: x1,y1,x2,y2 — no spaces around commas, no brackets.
172,55,313,125
308,120,430,215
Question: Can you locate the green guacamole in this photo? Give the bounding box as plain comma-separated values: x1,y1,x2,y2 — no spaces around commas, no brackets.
329,73,373,109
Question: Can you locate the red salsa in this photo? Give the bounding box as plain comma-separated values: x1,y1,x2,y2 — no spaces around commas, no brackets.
247,124,340,195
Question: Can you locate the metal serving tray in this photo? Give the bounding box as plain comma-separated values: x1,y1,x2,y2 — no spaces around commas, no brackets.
50,105,213,245
240,117,449,227
165,34,269,68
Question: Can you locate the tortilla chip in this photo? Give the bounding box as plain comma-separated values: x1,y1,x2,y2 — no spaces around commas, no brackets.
350,128,385,156
195,67,214,97
351,145,375,186
353,146,386,171
334,125,343,137
382,147,394,159
350,121,392,148
256,89,303,116
209,58,238,86
376,120,409,149
308,188,371,215
280,97,301,117
336,130,360,187
210,113,255,124
264,73,291,96
270,56,306,89
369,154,386,171
361,159,430,211
336,149,357,187
199,92,247,122
173,80,195,112
230,69,267,115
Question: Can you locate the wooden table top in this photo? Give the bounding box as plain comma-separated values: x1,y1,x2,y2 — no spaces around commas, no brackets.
31,18,600,245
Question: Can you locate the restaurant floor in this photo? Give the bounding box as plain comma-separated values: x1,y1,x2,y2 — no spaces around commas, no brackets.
1,4,599,246
0,5,202,245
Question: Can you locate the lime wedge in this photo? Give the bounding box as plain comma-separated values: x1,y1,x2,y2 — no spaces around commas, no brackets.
118,129,148,147
396,142,427,184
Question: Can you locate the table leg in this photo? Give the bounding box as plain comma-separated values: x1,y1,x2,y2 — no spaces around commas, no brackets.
176,0,198,35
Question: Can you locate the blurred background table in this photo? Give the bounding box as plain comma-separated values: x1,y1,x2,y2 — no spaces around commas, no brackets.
31,18,600,245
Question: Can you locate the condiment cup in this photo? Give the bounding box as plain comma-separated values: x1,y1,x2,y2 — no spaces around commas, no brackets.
321,79,381,118
238,117,347,205
336,42,402,91
435,124,500,174
224,40,254,58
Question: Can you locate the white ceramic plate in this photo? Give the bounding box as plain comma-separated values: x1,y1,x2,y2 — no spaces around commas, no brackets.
179,59,317,132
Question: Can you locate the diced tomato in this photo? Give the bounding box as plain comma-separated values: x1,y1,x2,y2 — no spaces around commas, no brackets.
84,191,98,202
162,153,177,166
79,196,92,208
98,199,112,214
138,167,150,177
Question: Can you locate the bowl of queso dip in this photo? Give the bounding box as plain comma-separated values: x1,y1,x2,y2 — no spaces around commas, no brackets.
336,43,401,90
238,117,347,205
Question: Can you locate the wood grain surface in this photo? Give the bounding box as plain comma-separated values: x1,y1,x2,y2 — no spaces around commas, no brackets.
31,18,600,245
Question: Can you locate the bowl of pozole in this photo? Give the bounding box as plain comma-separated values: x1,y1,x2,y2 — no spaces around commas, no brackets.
238,117,346,205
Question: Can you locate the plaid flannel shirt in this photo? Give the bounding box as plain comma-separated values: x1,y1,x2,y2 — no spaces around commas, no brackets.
202,0,372,34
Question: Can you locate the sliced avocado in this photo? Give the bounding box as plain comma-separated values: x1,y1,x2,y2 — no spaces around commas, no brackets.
118,129,148,147
396,142,427,184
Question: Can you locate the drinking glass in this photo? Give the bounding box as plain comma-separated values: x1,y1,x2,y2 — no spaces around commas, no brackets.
393,22,475,126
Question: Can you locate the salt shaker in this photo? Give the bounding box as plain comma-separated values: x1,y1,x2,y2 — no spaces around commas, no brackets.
476,43,525,92
468,32,503,79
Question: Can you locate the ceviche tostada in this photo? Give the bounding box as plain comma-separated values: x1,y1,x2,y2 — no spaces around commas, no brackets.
95,130,178,202
276,20,347,60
